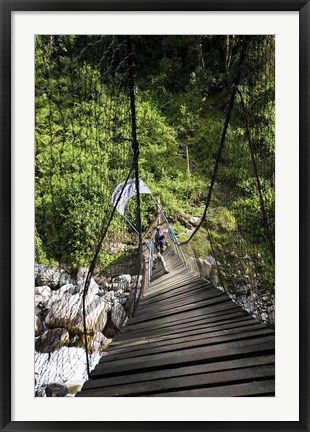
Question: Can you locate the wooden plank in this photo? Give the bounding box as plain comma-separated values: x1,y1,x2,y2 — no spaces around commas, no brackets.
111,315,254,349
77,246,275,398
149,272,200,290
110,316,257,347
144,279,212,299
148,276,200,294
112,319,253,349
148,380,275,397
92,335,275,377
135,290,225,319
143,279,216,302
115,312,252,339
149,274,206,290
120,308,251,337
107,320,268,354
100,327,274,363
140,284,221,309
126,301,241,330
143,282,222,301
80,354,275,391
130,296,234,325
78,364,275,397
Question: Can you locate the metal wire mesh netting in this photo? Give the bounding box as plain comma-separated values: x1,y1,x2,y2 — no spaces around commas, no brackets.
34,35,144,397
181,36,275,328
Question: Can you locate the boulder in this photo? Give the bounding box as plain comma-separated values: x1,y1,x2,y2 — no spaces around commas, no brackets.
35,264,73,290
103,291,116,302
109,242,126,254
56,283,76,296
188,217,200,227
45,293,82,330
113,274,132,284
97,288,109,297
35,294,44,307
46,291,66,309
35,328,70,353
74,331,109,353
261,312,268,322
35,315,43,336
76,277,99,296
103,303,127,338
235,285,249,295
112,274,131,292
197,258,212,277
35,285,51,297
94,274,110,289
45,291,110,335
59,272,74,287
124,285,141,316
77,267,89,279
207,255,216,266
45,383,68,397
35,387,46,397
65,379,85,396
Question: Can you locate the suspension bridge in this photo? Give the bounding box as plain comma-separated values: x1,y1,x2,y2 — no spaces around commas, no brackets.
77,245,275,397
34,35,275,398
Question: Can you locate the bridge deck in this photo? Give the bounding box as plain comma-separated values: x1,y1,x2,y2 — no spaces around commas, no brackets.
77,248,275,397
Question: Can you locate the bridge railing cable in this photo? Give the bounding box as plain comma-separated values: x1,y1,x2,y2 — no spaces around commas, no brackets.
35,35,144,396
180,36,275,326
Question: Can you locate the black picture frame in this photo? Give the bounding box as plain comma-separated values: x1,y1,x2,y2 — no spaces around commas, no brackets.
1,1,309,431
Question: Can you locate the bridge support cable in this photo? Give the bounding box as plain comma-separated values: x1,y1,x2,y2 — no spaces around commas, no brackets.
177,36,274,308
237,88,275,260
82,163,135,377
35,36,148,392
127,36,143,255
183,36,249,245
82,38,145,378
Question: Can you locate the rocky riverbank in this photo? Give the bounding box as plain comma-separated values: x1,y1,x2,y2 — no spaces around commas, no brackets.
35,264,142,397
191,254,275,328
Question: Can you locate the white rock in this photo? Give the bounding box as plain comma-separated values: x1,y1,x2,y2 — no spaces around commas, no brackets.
104,291,116,302
197,258,212,277
35,315,43,336
34,347,102,395
35,286,52,297
35,328,70,353
119,298,127,305
207,255,216,266
113,274,131,284
66,379,85,396
77,267,89,279
56,284,76,296
35,294,44,306
103,303,127,338
59,272,74,287
76,277,98,295
45,291,109,335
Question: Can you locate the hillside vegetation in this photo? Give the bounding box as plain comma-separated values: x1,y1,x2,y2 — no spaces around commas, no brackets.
35,35,275,292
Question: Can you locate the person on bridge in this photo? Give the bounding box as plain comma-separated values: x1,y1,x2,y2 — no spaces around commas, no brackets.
154,225,165,254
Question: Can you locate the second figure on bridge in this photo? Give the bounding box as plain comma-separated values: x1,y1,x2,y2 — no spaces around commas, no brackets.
153,225,166,254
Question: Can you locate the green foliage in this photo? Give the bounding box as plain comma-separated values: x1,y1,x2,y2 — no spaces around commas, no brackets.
35,35,275,293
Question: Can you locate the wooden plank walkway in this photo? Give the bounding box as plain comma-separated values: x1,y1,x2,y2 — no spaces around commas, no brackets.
77,248,275,397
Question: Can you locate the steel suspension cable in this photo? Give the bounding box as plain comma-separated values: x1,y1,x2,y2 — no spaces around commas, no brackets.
127,36,142,252
183,36,249,245
237,88,275,259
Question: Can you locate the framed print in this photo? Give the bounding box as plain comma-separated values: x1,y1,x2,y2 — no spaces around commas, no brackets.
1,0,309,431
